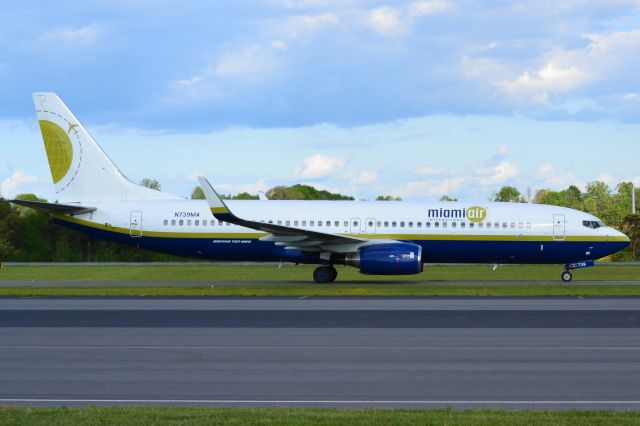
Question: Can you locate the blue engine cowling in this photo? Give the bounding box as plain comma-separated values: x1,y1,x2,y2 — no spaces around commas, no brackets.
346,243,423,275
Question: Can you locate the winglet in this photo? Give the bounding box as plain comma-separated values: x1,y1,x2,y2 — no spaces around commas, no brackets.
198,176,235,221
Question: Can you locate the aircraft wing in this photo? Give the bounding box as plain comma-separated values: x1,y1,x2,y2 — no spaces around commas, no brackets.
198,177,367,253
9,199,96,215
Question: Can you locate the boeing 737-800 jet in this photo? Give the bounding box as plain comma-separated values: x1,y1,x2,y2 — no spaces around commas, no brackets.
10,93,630,283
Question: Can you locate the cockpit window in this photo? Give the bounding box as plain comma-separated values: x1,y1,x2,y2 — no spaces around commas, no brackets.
583,220,606,229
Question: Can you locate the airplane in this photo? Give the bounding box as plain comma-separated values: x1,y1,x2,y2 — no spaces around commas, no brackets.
10,93,630,283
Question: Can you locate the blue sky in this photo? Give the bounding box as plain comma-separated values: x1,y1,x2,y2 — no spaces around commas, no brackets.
1,0,639,201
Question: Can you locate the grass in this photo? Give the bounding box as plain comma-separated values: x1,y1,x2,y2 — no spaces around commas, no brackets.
2,407,640,426
1,263,640,282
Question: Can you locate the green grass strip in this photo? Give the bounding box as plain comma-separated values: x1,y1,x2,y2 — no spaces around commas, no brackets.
2,407,640,426
1,264,640,282
2,284,640,297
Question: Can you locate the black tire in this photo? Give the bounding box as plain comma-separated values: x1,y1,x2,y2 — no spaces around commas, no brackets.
561,271,573,283
328,265,338,282
313,266,335,284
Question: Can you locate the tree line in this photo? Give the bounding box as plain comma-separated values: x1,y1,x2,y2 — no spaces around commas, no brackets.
0,179,637,262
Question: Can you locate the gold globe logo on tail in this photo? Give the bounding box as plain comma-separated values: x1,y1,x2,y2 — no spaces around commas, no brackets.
39,120,73,183
467,206,487,223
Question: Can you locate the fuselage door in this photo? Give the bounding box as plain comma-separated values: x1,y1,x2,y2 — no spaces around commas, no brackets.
553,214,565,241
350,217,361,234
130,211,142,237
365,217,376,234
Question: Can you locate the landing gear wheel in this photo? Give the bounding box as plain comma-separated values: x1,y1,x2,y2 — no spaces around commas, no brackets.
313,265,337,284
561,271,573,283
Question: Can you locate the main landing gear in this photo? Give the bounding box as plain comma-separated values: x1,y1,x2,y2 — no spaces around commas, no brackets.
313,265,338,284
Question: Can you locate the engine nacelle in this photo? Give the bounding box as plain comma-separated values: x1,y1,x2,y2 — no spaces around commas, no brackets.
345,243,423,275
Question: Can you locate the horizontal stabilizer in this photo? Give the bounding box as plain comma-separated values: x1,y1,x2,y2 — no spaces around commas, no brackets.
10,199,96,215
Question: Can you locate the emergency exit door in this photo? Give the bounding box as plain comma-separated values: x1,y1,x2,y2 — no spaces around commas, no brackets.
553,214,565,241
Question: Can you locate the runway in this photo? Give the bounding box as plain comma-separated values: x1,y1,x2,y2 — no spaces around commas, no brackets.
2,297,640,409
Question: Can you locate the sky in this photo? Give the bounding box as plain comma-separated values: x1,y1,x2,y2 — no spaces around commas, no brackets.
1,0,639,201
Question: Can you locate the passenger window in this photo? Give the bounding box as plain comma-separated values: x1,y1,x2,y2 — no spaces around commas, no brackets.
286,220,290,226
179,220,184,226
344,221,348,227
326,221,331,227
186,220,191,226
494,222,499,228
442,222,447,228
277,220,282,225
294,220,299,226
384,221,389,227
210,220,215,226
452,222,457,228
502,222,507,228
310,220,314,226
510,222,515,228
426,222,431,228
400,221,405,228
163,219,168,226
469,222,474,228
335,221,339,227
408,221,413,227
368,221,374,227
376,221,381,227
318,221,322,227
518,223,523,229
268,220,273,224
460,222,466,228
353,221,358,227
526,223,531,228
391,221,396,227
302,220,307,227
486,222,491,229
417,222,422,228
195,220,199,226
202,220,207,226
171,220,176,226
478,222,483,229
434,222,440,228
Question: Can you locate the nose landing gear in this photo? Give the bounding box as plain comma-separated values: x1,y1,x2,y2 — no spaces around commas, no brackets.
561,270,573,282
313,265,338,283
561,260,595,283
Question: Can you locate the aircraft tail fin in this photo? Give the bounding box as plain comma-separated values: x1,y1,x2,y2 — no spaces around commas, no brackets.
32,92,179,203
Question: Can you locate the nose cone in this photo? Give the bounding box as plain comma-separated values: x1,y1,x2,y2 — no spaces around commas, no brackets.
611,229,631,250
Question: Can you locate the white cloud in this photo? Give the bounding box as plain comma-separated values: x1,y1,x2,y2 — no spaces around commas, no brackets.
536,162,580,188
350,170,377,185
397,176,468,198
185,171,204,181
217,178,269,194
271,40,287,51
502,63,592,104
622,92,639,102
295,153,347,179
37,24,102,45
1,172,37,198
415,165,443,175
282,13,340,39
496,145,509,155
476,161,518,185
215,45,280,78
365,7,405,36
408,0,453,18
596,172,614,184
